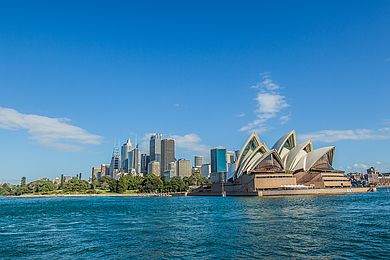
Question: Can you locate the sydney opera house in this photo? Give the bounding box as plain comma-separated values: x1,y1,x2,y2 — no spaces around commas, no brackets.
196,130,356,196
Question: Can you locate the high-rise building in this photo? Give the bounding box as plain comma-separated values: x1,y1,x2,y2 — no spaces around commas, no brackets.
211,148,227,183
148,161,160,176
163,161,177,180
121,139,132,172
211,148,227,173
194,156,204,168
226,151,236,164
128,145,141,174
227,163,236,180
201,164,211,178
101,164,110,177
161,138,175,174
110,147,121,177
176,159,192,178
92,167,101,179
141,154,150,174
226,151,236,180
150,133,163,163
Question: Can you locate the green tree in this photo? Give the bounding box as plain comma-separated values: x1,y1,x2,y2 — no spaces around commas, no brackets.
20,177,26,186
62,178,90,192
108,178,117,192
183,176,191,187
60,174,64,189
97,175,114,190
140,174,163,193
91,174,98,190
163,179,172,193
117,174,127,193
0,183,12,196
170,176,187,192
127,175,143,190
189,172,209,186
28,180,55,193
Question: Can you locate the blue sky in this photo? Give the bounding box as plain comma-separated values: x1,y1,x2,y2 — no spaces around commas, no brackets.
0,1,389,183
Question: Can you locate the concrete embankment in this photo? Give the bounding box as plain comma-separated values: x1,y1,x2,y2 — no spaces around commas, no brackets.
188,187,374,197
257,187,373,196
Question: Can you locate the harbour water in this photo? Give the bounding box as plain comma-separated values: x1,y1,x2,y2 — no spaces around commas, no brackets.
1,190,389,259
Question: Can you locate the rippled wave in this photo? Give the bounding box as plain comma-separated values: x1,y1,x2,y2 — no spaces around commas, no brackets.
1,190,389,259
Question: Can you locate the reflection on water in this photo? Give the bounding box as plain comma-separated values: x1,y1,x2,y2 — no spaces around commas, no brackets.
0,190,389,259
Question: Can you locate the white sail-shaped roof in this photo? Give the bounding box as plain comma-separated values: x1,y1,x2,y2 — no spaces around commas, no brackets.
234,132,272,179
235,132,267,169
292,146,335,172
239,144,269,174
272,130,297,160
305,146,335,171
234,131,338,179
285,140,313,171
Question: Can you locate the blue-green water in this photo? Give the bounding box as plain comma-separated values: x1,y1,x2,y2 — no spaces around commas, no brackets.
1,190,390,259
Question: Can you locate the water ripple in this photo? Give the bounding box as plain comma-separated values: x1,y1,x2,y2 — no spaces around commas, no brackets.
0,190,389,259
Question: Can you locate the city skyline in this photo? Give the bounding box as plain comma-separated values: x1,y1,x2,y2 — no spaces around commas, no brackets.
1,1,390,182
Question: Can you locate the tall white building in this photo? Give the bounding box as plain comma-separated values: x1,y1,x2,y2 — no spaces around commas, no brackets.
121,138,132,172
128,145,141,175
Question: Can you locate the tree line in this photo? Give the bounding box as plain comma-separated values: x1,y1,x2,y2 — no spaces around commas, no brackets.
0,172,210,196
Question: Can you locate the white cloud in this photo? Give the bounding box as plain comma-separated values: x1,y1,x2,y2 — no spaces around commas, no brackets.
0,107,102,151
251,72,280,91
236,113,246,118
280,114,290,125
299,128,390,143
241,73,289,133
170,133,210,157
255,92,288,114
347,163,369,170
140,133,154,154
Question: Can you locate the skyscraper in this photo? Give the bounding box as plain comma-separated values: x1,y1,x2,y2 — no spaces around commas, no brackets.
211,148,227,183
176,159,192,178
101,164,110,177
161,138,175,174
211,148,227,173
163,161,176,181
91,167,101,180
121,139,132,172
194,156,204,168
110,147,121,178
128,145,141,175
150,133,163,163
141,154,150,174
148,161,160,176
226,151,236,164
201,163,211,178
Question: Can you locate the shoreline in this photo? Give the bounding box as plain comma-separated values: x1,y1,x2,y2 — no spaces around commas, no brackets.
3,187,379,198
4,193,183,198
